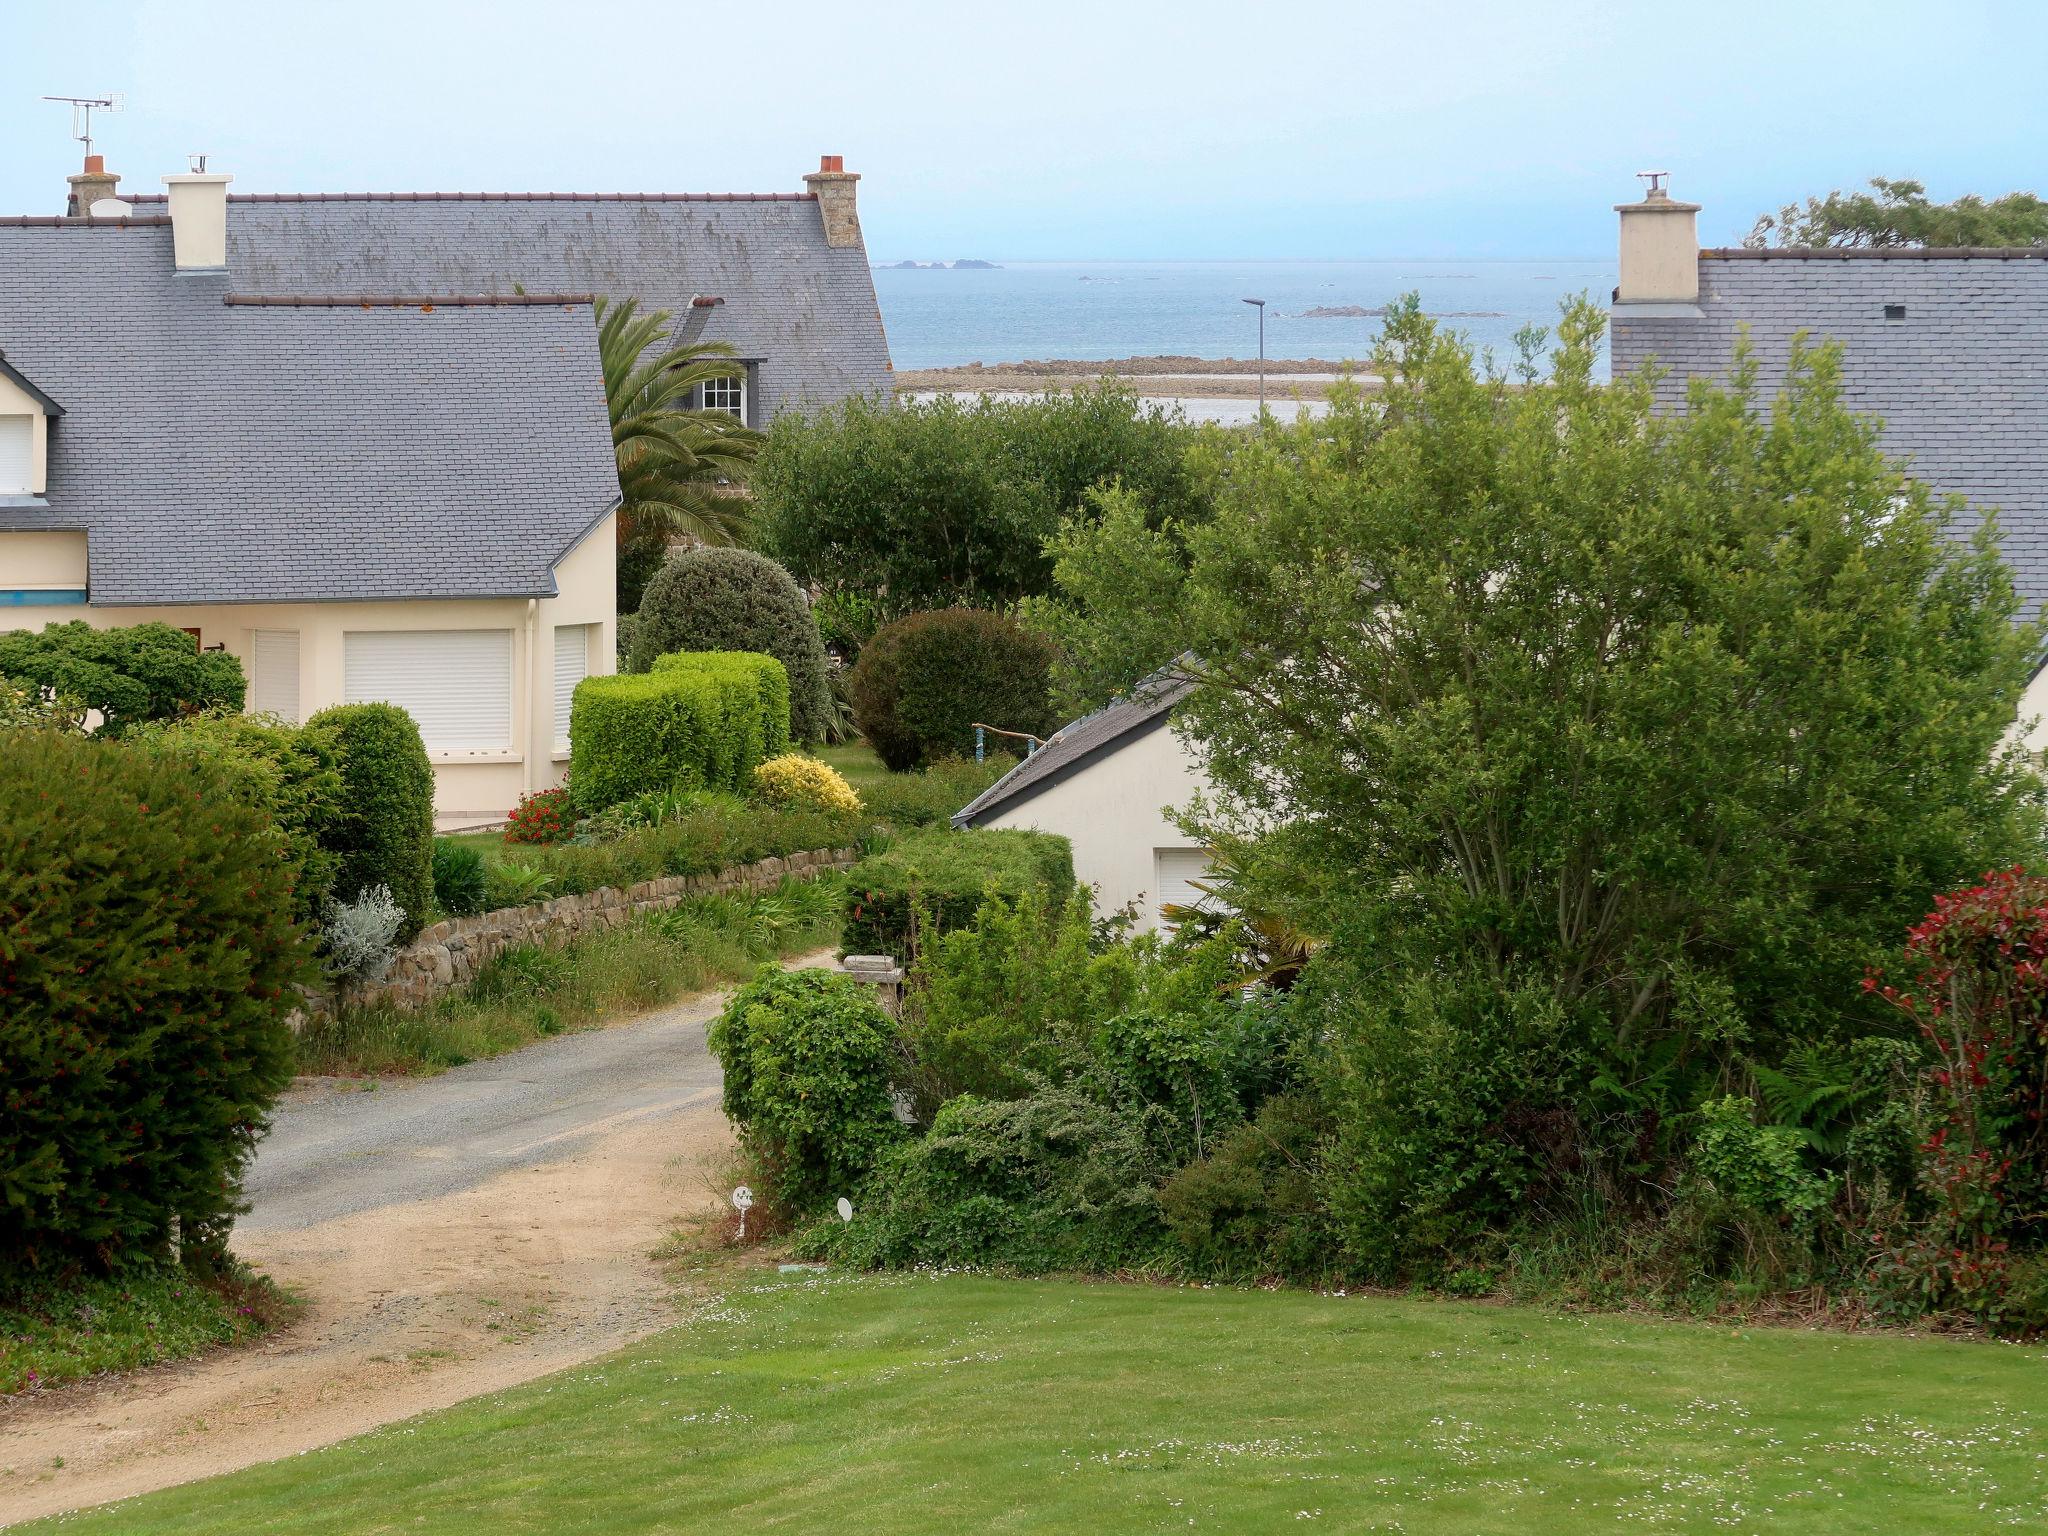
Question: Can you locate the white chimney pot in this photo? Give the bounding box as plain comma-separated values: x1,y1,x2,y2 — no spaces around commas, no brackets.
161,172,233,272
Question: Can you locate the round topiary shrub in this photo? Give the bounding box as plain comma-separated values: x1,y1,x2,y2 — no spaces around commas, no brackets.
307,702,435,938
629,548,833,746
0,730,306,1279
845,608,1059,772
753,752,861,815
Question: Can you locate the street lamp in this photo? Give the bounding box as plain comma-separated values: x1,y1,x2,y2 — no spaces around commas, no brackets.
1241,297,1267,421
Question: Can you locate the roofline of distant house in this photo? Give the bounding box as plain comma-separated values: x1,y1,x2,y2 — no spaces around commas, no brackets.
0,215,172,228
123,191,818,205
1703,246,2048,261
222,293,595,308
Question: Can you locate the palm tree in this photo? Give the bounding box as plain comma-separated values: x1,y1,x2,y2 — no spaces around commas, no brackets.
597,296,765,551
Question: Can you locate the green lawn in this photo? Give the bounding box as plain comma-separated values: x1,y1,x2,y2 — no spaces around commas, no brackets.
53,1274,2048,1533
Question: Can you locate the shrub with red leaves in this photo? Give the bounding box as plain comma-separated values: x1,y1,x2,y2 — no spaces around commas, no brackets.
505,784,576,845
1864,867,2048,1328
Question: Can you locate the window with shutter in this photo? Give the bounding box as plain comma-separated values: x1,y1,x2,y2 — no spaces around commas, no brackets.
343,629,514,751
553,624,591,746
0,417,31,495
1154,847,1216,931
251,630,301,722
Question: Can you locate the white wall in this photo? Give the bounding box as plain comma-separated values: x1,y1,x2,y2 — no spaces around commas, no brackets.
979,716,1214,932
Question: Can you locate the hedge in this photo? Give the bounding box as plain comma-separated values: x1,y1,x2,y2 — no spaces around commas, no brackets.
0,620,245,735
845,608,1059,772
307,702,436,937
841,827,1074,959
0,731,304,1279
570,651,790,812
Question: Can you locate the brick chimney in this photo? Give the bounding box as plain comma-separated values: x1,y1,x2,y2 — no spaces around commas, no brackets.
162,167,234,271
66,154,120,216
1614,173,1701,308
803,154,862,249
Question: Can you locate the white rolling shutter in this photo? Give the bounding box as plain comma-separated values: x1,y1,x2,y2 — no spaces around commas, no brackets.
553,625,590,745
0,417,31,494
1154,847,1215,930
344,629,513,751
250,630,301,722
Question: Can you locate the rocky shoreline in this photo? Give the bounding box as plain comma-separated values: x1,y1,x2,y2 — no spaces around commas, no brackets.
893,355,1376,401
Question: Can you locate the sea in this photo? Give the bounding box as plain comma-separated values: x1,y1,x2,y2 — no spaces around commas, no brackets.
875,258,1619,373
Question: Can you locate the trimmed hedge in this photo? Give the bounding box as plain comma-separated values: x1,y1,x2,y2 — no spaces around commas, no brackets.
842,827,1074,959
0,620,245,735
0,731,305,1279
570,651,790,812
307,702,436,938
846,608,1059,772
629,547,834,744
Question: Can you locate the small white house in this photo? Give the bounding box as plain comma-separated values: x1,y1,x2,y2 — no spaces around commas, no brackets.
953,676,1215,933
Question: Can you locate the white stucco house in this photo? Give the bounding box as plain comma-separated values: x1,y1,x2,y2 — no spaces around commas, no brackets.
953,675,1216,933
2,150,892,821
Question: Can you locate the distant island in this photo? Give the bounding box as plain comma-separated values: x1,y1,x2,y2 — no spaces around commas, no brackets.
877,259,1002,270
1298,304,1506,319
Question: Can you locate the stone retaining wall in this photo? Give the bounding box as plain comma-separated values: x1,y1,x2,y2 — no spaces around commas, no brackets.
346,845,859,1013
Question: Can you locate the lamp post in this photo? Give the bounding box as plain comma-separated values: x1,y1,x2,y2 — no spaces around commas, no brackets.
1241,297,1267,421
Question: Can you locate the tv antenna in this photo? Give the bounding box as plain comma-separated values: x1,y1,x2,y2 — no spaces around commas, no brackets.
43,94,123,160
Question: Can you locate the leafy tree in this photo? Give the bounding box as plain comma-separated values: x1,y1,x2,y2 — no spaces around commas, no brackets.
755,382,1209,617
1042,295,2044,1265
845,607,1058,771
1746,177,2048,249
597,296,765,611
0,621,243,734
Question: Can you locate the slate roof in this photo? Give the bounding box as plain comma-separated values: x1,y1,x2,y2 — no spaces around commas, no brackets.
124,192,894,420
953,673,1197,829
0,221,621,605
1611,249,2048,617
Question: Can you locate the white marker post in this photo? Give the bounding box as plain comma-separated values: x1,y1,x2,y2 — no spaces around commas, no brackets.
731,1184,754,1242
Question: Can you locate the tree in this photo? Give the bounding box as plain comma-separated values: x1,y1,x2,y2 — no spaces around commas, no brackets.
754,382,1210,622
1746,177,2048,249
0,621,244,734
1042,296,2044,1263
596,296,765,611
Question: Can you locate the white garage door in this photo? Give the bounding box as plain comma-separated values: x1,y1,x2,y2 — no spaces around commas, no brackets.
0,417,31,494
344,629,513,751
1154,846,1215,930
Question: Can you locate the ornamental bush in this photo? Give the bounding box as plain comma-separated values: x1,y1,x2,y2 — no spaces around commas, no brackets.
708,966,903,1209
505,784,576,844
0,730,305,1280
0,621,245,734
569,652,790,811
753,752,861,815
431,837,488,917
307,702,435,939
629,548,833,745
841,827,1074,961
846,608,1059,772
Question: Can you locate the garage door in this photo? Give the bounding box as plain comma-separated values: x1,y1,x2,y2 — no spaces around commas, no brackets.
344,629,513,751
1154,846,1215,930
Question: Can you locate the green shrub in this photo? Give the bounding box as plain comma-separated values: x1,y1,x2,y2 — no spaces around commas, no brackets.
570,652,790,812
307,702,436,938
432,838,488,917
0,620,244,734
1158,1092,1334,1282
126,711,345,925
842,827,1074,960
802,1085,1168,1274
0,731,304,1280
708,967,903,1209
514,799,857,896
1089,1007,1246,1165
629,548,833,744
846,609,1059,772
862,754,1014,828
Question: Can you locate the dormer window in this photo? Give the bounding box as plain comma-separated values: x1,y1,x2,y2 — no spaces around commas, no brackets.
0,416,30,495
700,374,746,421
0,353,61,498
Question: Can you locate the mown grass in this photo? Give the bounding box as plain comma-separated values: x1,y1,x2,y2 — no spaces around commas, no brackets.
53,1272,2048,1533
294,876,844,1076
1,1261,296,1397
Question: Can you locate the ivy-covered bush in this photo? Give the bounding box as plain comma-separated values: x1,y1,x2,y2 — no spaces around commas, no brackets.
126,711,345,926
753,752,861,815
0,621,244,734
307,702,435,938
431,837,489,917
846,609,1059,772
841,827,1074,960
569,652,790,812
0,731,305,1280
708,967,903,1209
629,548,834,745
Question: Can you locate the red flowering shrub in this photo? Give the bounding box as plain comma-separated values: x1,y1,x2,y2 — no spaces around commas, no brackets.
1864,867,2048,1329
505,784,577,845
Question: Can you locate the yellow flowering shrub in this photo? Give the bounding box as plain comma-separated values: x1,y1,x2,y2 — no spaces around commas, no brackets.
753,752,862,815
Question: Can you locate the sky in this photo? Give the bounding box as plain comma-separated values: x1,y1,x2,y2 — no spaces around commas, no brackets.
5,0,2045,260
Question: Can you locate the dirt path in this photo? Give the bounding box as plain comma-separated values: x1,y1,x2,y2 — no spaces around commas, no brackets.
0,958,829,1527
